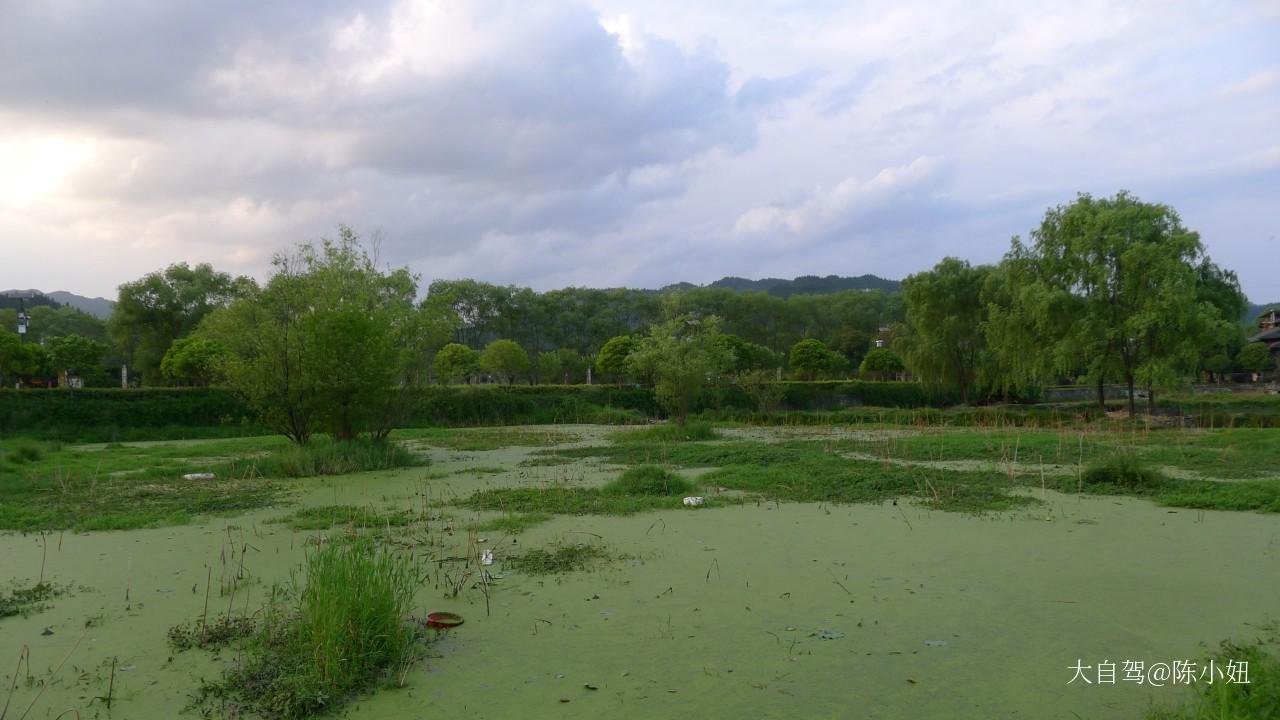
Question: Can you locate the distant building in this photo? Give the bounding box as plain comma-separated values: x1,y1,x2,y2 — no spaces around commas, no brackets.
1248,308,1280,365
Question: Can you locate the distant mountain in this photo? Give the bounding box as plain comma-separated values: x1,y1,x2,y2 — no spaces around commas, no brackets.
1,289,113,318
47,291,115,319
0,290,61,311
659,274,900,297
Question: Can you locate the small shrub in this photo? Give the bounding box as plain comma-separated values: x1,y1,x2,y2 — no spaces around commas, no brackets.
1081,455,1166,492
603,465,695,497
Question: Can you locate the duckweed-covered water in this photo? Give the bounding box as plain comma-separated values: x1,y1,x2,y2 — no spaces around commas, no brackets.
2,426,1277,719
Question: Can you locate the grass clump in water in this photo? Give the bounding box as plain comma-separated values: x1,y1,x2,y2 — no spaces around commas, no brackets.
1146,634,1280,719
610,421,719,444
197,541,423,719
249,437,423,478
459,486,701,516
602,465,695,497
506,542,610,575
0,581,66,619
268,504,416,531
168,614,257,651
1080,455,1166,492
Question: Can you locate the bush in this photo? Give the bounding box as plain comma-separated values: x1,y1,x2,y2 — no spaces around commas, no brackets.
206,541,422,719
603,465,695,497
1081,455,1166,491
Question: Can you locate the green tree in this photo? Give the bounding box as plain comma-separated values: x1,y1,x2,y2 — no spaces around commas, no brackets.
1237,343,1275,375
434,343,480,384
718,334,782,373
628,315,732,425
47,334,107,381
110,262,250,383
201,227,423,443
859,348,905,381
897,258,991,404
596,335,639,385
992,192,1220,415
480,339,530,384
737,369,785,413
788,338,839,381
0,332,50,386
1202,353,1232,383
160,337,230,386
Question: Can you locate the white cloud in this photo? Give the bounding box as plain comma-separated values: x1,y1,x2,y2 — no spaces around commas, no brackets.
0,0,1276,300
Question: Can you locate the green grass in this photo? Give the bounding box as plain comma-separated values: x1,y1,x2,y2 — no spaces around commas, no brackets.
505,542,610,574
468,512,553,534
244,437,423,478
1080,455,1167,492
168,613,257,651
197,541,423,719
0,581,66,619
452,465,507,475
0,436,424,531
609,420,720,444
269,504,417,531
602,465,695,496
397,426,579,451
459,485,704,516
1146,632,1280,719
701,451,1037,513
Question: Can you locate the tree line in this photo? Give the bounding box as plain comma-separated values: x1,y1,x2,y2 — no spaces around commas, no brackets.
2,192,1276,432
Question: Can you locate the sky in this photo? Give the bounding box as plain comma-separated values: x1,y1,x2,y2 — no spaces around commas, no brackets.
1,0,1277,301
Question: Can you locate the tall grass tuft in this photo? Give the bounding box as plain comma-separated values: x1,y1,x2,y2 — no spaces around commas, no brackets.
207,540,422,719
602,465,695,497
1146,636,1280,719
610,420,719,444
249,437,423,478
1081,455,1166,492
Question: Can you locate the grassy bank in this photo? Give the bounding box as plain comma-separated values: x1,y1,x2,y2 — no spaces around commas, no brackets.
0,436,423,531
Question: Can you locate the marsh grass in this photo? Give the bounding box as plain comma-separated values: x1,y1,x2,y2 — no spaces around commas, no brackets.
603,465,695,496
1080,455,1167,492
168,614,257,651
1146,634,1280,719
241,437,423,478
506,542,610,574
199,541,423,719
0,581,66,619
547,427,1280,514
268,505,417,531
398,426,578,451
0,436,423,531
609,420,719,444
459,485,705,516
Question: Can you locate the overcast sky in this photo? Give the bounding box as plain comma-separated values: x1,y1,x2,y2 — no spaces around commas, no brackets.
1,0,1277,301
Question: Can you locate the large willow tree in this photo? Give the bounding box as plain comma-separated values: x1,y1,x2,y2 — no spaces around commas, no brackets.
988,192,1239,415
896,257,992,404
